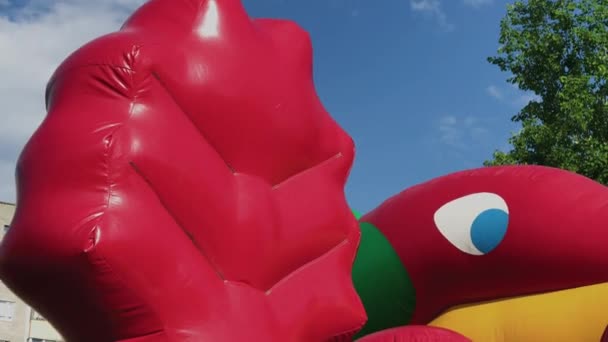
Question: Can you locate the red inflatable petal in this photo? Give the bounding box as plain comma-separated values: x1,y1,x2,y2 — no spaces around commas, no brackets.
0,0,365,340
356,326,471,342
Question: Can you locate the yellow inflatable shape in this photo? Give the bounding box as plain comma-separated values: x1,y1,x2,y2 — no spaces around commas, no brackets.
429,282,608,342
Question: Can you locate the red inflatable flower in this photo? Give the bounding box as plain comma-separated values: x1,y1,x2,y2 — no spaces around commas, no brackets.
0,0,366,340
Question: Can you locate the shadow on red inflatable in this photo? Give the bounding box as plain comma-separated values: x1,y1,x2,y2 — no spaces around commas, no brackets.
0,0,606,341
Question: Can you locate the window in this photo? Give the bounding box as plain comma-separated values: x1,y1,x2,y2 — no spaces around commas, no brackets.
0,300,15,321
31,310,46,321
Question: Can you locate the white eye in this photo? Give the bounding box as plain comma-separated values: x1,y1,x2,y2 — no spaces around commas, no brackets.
433,192,509,256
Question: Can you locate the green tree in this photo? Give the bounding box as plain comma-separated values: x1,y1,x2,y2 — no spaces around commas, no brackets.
485,0,608,184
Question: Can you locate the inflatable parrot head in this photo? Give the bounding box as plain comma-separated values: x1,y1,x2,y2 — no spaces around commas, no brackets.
354,165,608,341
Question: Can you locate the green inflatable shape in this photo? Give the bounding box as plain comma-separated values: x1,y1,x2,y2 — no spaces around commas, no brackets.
351,218,416,339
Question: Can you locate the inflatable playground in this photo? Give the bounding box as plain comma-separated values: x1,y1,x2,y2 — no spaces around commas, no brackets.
0,0,606,341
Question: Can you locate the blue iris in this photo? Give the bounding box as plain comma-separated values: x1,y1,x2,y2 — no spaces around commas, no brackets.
470,208,509,254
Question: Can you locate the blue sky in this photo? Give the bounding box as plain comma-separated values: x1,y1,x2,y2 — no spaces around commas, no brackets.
0,0,532,211
242,0,527,213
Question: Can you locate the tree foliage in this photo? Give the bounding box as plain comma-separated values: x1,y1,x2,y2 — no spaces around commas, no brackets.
485,0,608,184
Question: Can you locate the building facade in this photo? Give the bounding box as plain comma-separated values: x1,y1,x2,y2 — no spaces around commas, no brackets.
0,201,64,342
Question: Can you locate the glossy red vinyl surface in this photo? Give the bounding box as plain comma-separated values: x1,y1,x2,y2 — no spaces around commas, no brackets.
356,326,471,342
0,0,366,340
362,165,608,324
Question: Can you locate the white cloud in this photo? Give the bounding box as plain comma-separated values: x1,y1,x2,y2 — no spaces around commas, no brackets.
410,0,454,31
438,115,488,149
487,84,541,107
0,159,16,203
487,85,503,100
513,93,541,107
463,0,493,8
410,0,438,11
0,0,145,202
